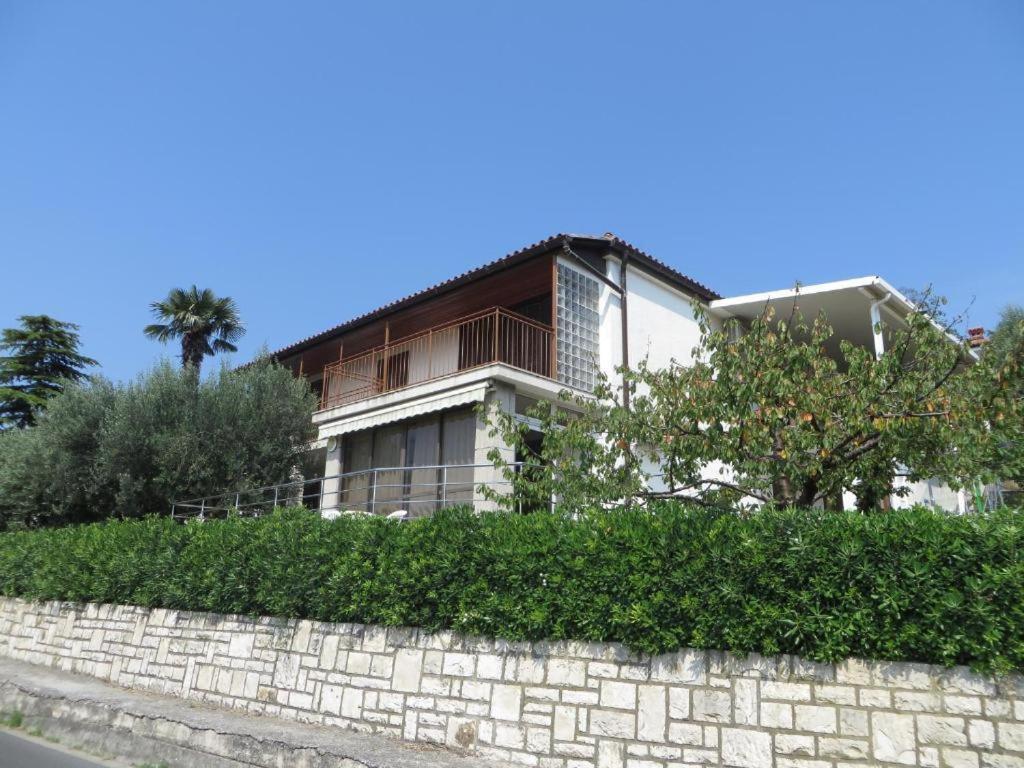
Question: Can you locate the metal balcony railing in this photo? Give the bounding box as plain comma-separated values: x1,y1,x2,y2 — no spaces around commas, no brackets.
319,307,553,410
170,462,531,521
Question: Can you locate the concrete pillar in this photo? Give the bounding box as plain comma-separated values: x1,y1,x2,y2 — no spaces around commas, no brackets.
320,436,343,517
473,383,516,511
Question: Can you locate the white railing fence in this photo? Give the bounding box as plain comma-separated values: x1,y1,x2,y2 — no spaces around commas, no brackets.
170,462,529,521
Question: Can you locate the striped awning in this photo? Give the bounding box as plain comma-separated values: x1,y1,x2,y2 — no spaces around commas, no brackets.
317,382,489,437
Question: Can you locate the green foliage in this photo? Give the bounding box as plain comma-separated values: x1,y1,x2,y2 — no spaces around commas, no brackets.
144,286,245,376
0,358,316,528
985,305,1024,486
2,710,24,728
1,505,1022,672
489,301,1024,512
0,315,98,429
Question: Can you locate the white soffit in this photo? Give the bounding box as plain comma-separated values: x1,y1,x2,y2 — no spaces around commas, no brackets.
318,383,489,437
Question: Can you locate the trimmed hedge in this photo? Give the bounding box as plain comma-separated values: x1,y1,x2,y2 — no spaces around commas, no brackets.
0,505,1022,672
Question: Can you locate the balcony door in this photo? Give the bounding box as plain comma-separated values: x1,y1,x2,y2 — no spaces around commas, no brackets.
339,409,477,516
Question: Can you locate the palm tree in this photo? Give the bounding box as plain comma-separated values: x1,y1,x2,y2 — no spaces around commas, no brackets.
144,286,245,376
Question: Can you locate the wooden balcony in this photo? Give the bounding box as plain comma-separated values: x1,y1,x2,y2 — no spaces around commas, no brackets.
320,307,554,410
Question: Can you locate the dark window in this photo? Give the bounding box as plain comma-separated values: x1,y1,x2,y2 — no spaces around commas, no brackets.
376,350,409,390
510,294,552,326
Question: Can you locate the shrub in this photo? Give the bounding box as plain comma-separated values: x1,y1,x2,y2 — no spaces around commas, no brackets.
0,504,1022,672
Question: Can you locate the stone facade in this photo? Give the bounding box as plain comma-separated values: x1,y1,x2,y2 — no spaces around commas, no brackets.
1,598,1022,768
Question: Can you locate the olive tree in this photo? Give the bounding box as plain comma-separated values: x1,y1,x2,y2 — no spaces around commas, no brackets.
0,357,316,528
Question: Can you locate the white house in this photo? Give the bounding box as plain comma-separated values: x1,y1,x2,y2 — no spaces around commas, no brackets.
269,232,966,516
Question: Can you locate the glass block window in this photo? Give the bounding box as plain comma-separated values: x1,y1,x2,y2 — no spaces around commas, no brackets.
556,262,601,391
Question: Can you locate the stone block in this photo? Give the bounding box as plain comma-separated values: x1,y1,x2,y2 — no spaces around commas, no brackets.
554,704,576,741
668,686,690,719
491,684,523,722
818,737,869,759
942,748,980,768
761,681,811,702
477,654,503,680
692,689,731,723
940,668,998,697
597,739,625,768
547,658,587,687
494,723,526,749
589,661,620,679
858,687,891,708
775,734,814,756
442,652,476,677
462,680,491,701
813,684,856,705
391,648,423,693
969,719,995,749
446,716,478,751
721,728,771,768
872,712,917,765
341,687,363,718
794,704,836,734
320,684,343,715
734,678,758,725
650,650,706,685
839,707,869,737
918,714,967,746
835,658,874,686
272,653,300,689
346,651,371,675
760,701,792,729
999,722,1024,752
590,709,636,739
637,685,666,742
513,656,547,684
945,695,983,716
896,690,942,711
370,654,393,678
668,722,703,746
526,726,552,753
600,680,638,709
875,660,935,690
227,633,255,659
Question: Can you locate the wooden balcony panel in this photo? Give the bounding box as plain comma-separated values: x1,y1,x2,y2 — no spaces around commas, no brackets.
320,307,553,410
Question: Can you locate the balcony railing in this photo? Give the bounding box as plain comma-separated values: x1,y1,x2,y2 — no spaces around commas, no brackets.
320,307,553,410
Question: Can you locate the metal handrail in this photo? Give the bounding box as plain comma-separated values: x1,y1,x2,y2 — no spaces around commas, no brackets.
170,462,529,521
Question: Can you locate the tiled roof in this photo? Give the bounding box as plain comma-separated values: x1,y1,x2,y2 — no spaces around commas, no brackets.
270,233,719,360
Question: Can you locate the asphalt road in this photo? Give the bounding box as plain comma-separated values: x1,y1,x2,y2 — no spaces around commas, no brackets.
0,730,117,768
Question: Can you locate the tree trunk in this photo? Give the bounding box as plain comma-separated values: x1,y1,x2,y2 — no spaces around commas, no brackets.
796,478,819,508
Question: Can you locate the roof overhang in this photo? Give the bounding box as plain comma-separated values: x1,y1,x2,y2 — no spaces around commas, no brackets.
709,276,969,358
270,233,719,363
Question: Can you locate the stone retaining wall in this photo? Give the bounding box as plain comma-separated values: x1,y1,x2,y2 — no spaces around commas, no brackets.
0,597,1022,768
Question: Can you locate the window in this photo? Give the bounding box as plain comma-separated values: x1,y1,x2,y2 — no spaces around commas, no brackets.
557,262,601,391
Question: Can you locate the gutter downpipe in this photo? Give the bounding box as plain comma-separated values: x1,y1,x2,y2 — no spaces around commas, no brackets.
619,250,630,409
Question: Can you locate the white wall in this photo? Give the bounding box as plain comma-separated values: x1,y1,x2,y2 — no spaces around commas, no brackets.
594,256,716,388
624,264,706,372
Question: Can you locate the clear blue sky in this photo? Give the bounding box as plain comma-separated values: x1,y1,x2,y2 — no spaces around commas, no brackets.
2,1,1022,382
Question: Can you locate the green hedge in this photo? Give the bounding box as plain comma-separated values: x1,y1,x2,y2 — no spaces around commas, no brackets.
0,505,1022,672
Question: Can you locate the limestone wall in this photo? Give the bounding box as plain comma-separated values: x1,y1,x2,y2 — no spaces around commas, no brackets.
0,597,1022,768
